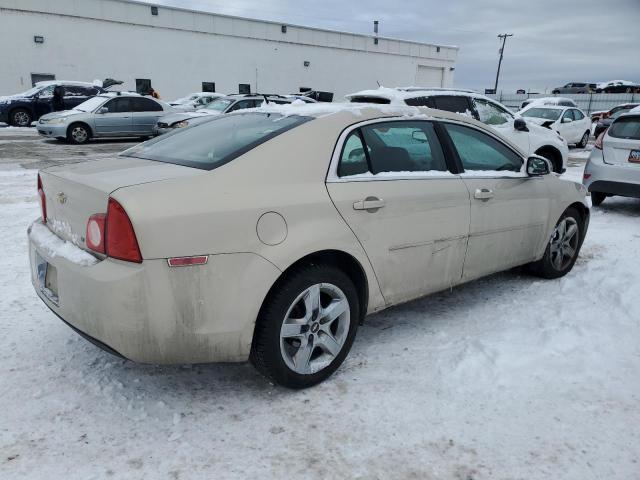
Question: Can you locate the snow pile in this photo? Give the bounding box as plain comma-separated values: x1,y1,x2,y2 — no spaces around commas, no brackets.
29,221,98,266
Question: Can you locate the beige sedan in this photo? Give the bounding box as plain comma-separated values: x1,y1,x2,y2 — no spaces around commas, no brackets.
28,104,590,388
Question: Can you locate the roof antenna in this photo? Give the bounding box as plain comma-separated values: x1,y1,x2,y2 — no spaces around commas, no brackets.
376,80,381,87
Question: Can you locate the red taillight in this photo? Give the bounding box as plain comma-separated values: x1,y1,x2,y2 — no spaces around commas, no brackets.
86,213,106,253
37,174,47,223
105,198,142,263
594,132,605,150
583,173,591,180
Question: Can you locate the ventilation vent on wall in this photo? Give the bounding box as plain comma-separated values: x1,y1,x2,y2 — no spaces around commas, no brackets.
151,6,158,15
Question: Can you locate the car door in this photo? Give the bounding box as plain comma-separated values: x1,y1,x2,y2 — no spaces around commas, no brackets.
558,109,577,142
326,120,470,305
93,97,133,135
441,121,551,281
130,97,165,135
572,109,589,139
473,97,531,155
33,85,55,119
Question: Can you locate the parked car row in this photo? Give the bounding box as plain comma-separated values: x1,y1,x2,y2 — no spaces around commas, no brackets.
551,80,640,94
518,105,592,148
30,101,590,388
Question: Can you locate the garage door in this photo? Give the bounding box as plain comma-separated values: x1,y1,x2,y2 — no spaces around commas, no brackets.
416,66,444,88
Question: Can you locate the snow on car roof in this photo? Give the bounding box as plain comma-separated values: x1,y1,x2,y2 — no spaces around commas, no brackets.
249,100,428,119
344,86,486,105
34,80,98,88
524,97,575,106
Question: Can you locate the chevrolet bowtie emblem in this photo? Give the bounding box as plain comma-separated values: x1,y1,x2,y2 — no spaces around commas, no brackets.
57,192,67,204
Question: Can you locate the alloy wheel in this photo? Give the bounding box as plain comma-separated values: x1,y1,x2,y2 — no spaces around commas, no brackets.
71,126,88,143
13,111,30,127
280,283,350,375
549,217,579,271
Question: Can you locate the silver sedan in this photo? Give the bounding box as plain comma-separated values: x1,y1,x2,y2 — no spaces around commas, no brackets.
37,93,174,144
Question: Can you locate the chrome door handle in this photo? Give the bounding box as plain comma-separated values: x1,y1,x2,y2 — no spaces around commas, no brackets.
474,188,494,201
353,196,385,212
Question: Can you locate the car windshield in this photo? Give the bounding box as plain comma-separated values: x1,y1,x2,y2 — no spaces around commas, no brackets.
521,108,562,120
197,98,233,111
73,96,107,112
121,112,312,170
608,116,640,140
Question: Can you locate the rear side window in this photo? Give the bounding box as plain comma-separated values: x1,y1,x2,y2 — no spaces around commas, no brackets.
338,121,447,176
608,116,640,140
431,96,472,116
121,112,311,170
444,123,523,172
132,97,163,112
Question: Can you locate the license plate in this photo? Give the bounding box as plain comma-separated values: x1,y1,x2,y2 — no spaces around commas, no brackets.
35,251,59,305
629,150,640,163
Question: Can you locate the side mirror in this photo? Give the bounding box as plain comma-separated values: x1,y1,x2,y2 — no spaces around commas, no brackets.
562,117,573,123
527,156,551,176
98,107,108,114
514,118,529,132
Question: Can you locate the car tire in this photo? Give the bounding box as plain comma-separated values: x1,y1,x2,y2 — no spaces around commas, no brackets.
10,109,32,127
591,192,606,206
528,207,583,279
250,263,360,389
577,131,589,148
67,123,90,144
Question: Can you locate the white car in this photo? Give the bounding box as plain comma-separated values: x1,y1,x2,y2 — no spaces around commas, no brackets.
347,87,569,173
519,106,591,148
29,104,589,388
169,92,225,111
583,108,640,205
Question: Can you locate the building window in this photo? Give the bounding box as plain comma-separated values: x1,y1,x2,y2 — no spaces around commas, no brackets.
436,46,440,53
151,6,158,15
299,87,312,92
136,78,152,95
31,73,55,86
374,38,378,45
281,25,287,33
202,82,216,92
238,84,251,94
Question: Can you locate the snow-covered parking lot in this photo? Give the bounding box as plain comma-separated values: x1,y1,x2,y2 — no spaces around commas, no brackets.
1,130,638,479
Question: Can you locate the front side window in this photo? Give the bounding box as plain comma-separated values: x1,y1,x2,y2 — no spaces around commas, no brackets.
104,97,132,113
121,112,311,170
562,109,574,122
404,96,430,107
444,123,523,172
338,121,447,176
38,85,55,97
474,98,512,125
573,109,585,120
200,98,232,112
227,100,255,112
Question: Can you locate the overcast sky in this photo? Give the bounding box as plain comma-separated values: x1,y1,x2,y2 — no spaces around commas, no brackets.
141,0,639,93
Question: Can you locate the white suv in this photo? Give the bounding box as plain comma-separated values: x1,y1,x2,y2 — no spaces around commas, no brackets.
347,87,569,173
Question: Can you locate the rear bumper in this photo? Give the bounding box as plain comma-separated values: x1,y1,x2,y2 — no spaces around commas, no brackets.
28,221,282,364
583,149,640,198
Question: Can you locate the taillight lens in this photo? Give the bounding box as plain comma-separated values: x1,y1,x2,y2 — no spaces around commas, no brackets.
86,213,106,253
37,173,47,223
105,198,142,263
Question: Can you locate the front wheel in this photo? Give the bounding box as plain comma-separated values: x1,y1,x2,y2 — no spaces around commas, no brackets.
577,131,589,148
529,208,583,279
67,123,90,144
250,264,360,389
10,109,32,127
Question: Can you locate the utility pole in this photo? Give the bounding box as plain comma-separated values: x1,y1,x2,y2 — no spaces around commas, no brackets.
494,33,513,94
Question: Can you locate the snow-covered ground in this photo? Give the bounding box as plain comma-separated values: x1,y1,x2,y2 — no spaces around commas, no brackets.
1,150,639,478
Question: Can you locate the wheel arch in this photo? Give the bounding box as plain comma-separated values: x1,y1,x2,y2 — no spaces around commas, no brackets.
8,106,34,125
262,249,370,325
535,145,563,173
66,121,94,139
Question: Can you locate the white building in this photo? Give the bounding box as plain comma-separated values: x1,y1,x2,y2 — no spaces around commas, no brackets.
0,0,457,100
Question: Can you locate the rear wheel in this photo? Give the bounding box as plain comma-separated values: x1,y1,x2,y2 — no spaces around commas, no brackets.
577,131,589,148
10,109,32,127
250,264,359,389
529,207,583,279
591,192,606,206
67,123,90,144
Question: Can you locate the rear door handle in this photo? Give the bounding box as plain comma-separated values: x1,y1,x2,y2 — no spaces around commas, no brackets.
474,188,494,201
353,196,385,211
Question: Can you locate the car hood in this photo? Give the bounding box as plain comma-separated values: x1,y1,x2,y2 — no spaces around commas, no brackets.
0,94,29,103
158,110,221,125
523,117,555,126
39,110,86,121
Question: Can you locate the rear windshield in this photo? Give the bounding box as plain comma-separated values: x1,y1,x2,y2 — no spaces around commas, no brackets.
121,112,311,170
521,108,562,120
608,116,640,140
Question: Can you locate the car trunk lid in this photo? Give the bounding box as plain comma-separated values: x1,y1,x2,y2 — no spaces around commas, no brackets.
40,156,202,251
